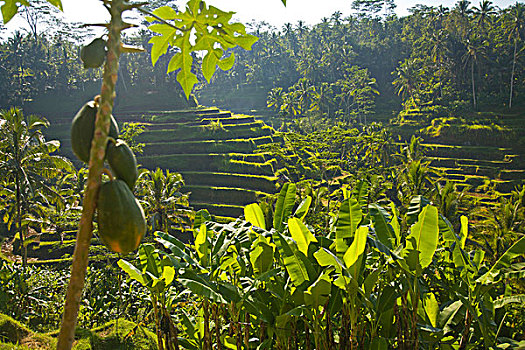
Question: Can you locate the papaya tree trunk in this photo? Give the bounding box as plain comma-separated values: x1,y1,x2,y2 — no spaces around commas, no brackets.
56,1,126,349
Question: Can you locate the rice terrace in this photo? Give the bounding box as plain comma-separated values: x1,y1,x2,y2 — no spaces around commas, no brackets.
0,0,524,349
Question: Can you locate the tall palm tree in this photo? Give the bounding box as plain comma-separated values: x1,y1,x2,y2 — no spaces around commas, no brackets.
473,0,496,32
0,108,73,265
452,0,474,40
462,35,486,109
503,2,525,109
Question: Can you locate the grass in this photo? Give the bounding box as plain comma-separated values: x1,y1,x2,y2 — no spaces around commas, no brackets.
0,314,55,349
0,314,157,350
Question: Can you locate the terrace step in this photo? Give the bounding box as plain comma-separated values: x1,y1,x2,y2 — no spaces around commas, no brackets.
185,186,269,207
182,172,276,193
135,123,273,142
138,154,276,175
421,143,516,161
191,203,244,218
499,169,525,181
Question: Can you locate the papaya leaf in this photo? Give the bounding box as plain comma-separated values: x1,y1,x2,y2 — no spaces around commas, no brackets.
218,52,235,71
245,203,266,230
148,0,258,99
151,5,177,19
1,0,52,24
201,50,220,83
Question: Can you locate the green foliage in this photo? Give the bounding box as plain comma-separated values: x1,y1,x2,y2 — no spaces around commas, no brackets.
147,0,258,98
115,181,525,349
135,168,193,234
0,0,62,24
119,123,146,155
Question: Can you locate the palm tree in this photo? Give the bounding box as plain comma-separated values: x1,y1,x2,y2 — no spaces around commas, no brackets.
136,168,192,234
462,35,486,109
311,82,334,119
0,108,73,265
267,87,286,129
473,0,496,32
292,78,316,117
392,58,422,106
452,0,474,39
503,2,525,109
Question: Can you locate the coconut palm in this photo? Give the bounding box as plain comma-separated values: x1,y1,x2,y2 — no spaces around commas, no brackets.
473,0,497,32
462,35,487,109
503,2,525,109
392,58,422,105
0,108,73,265
136,168,192,234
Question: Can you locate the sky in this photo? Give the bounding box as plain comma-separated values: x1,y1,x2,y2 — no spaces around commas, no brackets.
0,0,521,40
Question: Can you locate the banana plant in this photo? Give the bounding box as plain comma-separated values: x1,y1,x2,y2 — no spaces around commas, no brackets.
118,244,178,350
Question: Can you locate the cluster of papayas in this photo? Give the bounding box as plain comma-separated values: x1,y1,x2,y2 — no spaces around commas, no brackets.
71,97,145,254
80,37,107,69
71,100,119,163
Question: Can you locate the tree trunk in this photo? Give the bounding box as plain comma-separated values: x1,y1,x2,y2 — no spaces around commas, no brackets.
56,1,126,349
471,60,477,110
15,175,26,267
509,39,517,109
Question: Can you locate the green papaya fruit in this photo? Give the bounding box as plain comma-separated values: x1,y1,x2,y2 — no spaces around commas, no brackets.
107,139,138,190
71,101,119,163
97,180,146,254
80,38,106,69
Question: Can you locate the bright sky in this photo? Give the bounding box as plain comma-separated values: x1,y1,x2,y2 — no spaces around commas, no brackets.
0,0,520,40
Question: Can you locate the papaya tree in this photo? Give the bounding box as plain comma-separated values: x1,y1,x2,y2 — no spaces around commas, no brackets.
1,0,284,349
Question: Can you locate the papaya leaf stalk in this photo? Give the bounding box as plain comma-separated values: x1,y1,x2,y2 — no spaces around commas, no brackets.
57,0,127,348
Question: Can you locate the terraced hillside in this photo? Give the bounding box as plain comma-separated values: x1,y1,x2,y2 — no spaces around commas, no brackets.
44,107,278,220
391,110,525,207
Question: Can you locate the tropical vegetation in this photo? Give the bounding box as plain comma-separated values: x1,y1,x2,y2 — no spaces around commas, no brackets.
0,0,524,349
